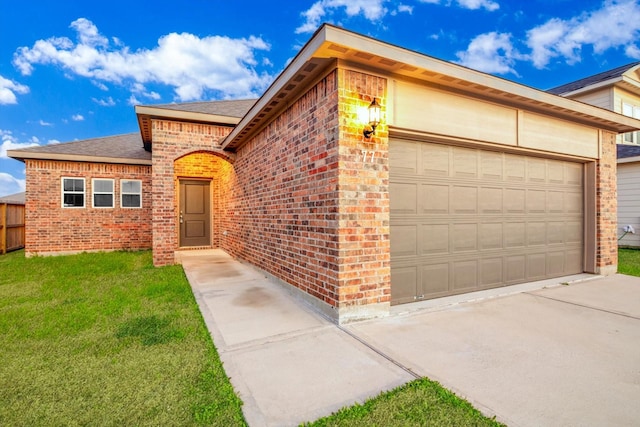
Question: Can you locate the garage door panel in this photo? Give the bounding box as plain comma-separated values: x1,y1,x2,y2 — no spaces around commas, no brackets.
480,223,503,250
527,222,547,246
420,263,449,296
453,148,478,178
505,222,526,248
390,139,584,305
423,144,450,176
391,266,418,304
390,182,418,214
505,188,526,213
452,223,478,252
422,224,449,255
453,260,478,290
451,186,478,214
480,257,503,287
527,253,547,279
506,255,526,282
479,187,503,214
391,225,418,257
422,184,449,214
390,139,418,174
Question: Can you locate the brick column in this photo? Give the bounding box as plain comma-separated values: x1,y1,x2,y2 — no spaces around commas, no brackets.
596,130,617,275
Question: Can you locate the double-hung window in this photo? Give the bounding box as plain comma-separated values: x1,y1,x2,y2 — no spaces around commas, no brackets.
92,179,115,208
121,179,142,208
62,178,85,208
622,103,640,144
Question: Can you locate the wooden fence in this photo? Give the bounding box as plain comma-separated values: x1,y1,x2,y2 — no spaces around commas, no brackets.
1,203,25,254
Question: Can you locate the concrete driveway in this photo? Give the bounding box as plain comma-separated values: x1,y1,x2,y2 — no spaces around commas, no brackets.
180,250,640,426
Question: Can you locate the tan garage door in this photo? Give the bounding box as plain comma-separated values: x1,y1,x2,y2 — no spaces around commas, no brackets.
390,139,584,305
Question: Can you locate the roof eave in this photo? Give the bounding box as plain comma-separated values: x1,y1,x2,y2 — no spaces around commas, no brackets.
618,155,640,164
6,150,152,166
221,25,640,151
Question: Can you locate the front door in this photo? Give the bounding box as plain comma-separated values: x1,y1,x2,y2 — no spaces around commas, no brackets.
179,180,211,247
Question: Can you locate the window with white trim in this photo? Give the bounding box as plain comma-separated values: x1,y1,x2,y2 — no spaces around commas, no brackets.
622,103,640,144
62,177,85,208
121,179,142,208
92,179,114,208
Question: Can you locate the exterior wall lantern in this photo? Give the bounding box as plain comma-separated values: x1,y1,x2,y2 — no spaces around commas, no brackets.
363,97,381,138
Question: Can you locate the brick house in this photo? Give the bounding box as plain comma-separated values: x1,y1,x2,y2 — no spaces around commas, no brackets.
9,25,640,323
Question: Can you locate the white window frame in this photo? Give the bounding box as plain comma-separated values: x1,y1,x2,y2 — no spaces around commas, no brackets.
92,178,115,208
61,177,86,208
622,103,640,144
120,179,142,208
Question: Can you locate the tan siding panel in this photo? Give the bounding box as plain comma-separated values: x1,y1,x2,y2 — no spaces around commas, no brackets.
393,81,518,145
520,111,599,158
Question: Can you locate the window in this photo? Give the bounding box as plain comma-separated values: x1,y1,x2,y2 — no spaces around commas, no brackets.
622,103,640,144
92,179,114,208
62,178,85,208
121,180,142,208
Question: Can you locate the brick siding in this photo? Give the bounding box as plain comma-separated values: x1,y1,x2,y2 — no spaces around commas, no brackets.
220,68,389,321
149,120,234,266
23,159,152,256
596,131,618,274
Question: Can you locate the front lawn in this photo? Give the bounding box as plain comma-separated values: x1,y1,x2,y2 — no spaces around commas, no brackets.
618,248,640,277
0,250,245,426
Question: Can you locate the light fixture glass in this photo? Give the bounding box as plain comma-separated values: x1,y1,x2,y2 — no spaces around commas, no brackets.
364,97,381,138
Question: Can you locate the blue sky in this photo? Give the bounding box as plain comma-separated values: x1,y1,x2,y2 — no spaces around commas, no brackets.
2,0,640,197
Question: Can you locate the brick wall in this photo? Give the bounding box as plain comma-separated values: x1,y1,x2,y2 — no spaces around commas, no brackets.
150,120,234,266
222,71,343,311
23,159,152,256
596,130,618,274
222,68,389,322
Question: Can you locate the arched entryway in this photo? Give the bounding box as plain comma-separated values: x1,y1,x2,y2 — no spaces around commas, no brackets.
174,151,234,249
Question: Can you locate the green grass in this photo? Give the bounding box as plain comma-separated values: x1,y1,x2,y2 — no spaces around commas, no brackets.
0,250,246,427
304,378,503,427
618,248,640,277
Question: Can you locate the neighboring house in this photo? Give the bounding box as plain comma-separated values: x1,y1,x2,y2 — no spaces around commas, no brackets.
9,25,640,323
0,192,25,204
549,62,640,247
617,144,640,247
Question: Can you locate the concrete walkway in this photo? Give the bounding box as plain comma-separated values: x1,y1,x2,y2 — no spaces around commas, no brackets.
180,249,640,427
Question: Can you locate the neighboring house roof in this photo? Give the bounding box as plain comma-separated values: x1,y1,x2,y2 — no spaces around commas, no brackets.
618,144,640,163
7,133,151,165
0,192,25,204
547,62,640,96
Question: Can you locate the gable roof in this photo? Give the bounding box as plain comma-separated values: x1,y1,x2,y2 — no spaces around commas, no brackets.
222,24,640,151
7,133,151,165
547,62,640,96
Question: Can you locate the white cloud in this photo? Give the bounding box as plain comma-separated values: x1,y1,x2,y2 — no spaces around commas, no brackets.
1,130,40,159
392,4,414,15
526,0,640,68
38,120,53,126
418,0,499,11
455,0,499,11
13,18,273,101
0,75,29,105
92,96,116,106
72,114,84,121
296,0,389,34
455,32,522,75
0,173,25,197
